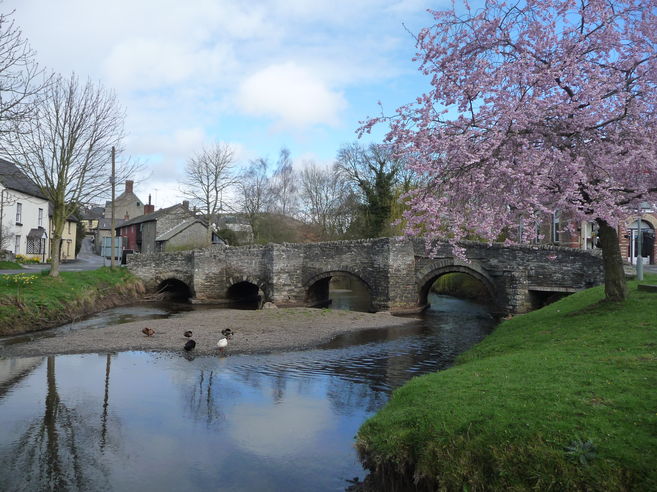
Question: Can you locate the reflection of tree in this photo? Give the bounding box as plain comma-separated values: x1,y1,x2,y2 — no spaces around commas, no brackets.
182,370,225,427
4,357,112,491
100,353,111,451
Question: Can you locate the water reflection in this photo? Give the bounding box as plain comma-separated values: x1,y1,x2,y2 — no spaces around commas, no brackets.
329,274,373,312
1,356,115,491
0,294,494,491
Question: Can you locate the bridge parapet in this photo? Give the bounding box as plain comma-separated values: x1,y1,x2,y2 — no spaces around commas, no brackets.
127,238,604,314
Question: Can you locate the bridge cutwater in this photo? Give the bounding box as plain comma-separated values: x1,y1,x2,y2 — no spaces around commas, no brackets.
126,237,604,315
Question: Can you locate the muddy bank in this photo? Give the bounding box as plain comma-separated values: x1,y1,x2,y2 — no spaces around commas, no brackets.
0,306,420,358
0,278,145,337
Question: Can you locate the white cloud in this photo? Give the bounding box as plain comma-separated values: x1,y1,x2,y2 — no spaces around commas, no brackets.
5,0,434,197
238,62,347,130
103,39,227,92
228,393,332,457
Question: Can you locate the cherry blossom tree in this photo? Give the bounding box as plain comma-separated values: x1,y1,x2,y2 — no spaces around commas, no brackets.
362,0,657,301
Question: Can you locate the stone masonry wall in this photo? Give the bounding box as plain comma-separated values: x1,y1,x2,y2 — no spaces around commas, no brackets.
126,250,194,292
128,237,605,314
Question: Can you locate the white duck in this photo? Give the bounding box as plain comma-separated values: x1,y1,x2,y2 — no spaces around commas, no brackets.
217,337,228,353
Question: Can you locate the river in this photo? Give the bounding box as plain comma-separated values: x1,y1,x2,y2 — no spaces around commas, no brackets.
0,293,495,491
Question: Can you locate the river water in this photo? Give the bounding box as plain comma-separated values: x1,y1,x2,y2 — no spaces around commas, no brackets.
0,293,495,491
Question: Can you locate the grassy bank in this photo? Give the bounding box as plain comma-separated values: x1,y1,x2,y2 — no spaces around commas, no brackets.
0,268,144,337
356,276,657,491
0,261,22,269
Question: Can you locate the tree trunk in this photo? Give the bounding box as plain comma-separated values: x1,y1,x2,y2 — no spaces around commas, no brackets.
596,218,628,302
50,235,61,277
49,199,68,277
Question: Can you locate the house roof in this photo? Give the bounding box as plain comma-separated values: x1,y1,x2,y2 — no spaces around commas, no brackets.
156,218,207,242
98,217,125,230
118,203,192,228
27,227,47,239
0,158,47,199
80,205,105,220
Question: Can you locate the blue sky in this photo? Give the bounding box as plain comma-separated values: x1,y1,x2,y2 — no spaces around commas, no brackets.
6,0,440,206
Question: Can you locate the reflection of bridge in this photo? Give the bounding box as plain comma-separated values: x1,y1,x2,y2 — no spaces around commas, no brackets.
126,237,604,314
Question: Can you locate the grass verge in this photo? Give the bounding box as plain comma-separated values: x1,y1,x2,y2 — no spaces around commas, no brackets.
356,275,657,491
0,267,144,336
0,261,23,269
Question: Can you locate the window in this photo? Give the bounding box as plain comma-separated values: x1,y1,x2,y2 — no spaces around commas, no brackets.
16,203,22,224
14,235,20,253
68,221,71,234
27,238,44,254
38,208,43,227
552,211,561,243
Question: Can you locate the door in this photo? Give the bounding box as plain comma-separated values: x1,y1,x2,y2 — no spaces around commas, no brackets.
628,220,655,265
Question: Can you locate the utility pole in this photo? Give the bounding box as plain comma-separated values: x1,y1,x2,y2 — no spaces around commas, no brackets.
110,146,116,269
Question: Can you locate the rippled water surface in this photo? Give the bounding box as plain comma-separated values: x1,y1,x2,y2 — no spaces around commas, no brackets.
0,295,495,491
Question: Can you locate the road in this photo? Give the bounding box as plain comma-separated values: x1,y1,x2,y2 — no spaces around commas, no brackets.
0,237,107,274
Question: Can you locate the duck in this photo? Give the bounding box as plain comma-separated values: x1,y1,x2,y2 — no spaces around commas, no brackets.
142,327,155,337
184,339,196,351
217,337,228,353
221,328,234,339
183,330,193,338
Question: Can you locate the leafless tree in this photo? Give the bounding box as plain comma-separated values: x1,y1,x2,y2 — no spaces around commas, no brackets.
0,223,11,249
2,73,133,276
237,157,273,243
269,147,297,217
0,9,49,132
299,161,356,240
183,142,236,244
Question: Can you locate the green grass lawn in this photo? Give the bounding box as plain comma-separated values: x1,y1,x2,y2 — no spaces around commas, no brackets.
357,275,657,491
0,267,141,335
0,261,23,269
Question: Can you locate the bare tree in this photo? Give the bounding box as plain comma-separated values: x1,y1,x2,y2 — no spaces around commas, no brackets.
237,157,272,243
0,10,48,132
0,223,11,249
299,161,356,240
2,73,130,276
183,142,236,244
269,147,297,217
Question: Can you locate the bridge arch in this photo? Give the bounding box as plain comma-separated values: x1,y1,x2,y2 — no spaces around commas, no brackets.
225,276,268,307
155,277,193,302
304,270,373,311
416,259,497,307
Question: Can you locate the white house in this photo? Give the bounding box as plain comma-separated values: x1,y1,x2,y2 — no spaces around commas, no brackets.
0,158,50,262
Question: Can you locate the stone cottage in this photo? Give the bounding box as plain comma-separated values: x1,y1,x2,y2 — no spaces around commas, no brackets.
115,201,211,253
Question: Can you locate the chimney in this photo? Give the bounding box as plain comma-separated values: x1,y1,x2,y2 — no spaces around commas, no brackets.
182,200,189,210
142,194,155,214
125,180,134,193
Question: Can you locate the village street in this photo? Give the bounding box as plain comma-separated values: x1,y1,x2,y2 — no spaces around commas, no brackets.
0,238,104,274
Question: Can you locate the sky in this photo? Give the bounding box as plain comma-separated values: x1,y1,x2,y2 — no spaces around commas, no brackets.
6,0,440,207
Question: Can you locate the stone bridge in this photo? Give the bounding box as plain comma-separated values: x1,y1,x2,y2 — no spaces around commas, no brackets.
126,237,604,314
